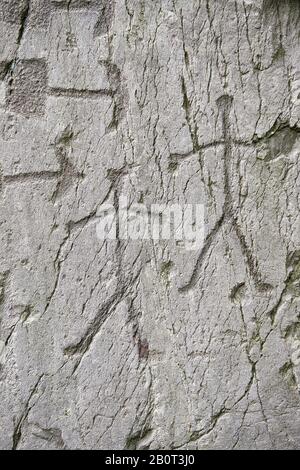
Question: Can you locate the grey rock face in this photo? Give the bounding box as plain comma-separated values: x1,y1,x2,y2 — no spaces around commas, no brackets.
0,0,300,450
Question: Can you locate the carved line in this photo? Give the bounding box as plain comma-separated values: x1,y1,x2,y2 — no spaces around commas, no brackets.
47,87,113,100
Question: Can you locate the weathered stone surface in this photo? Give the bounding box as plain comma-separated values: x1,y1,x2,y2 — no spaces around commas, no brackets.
6,59,47,116
0,0,300,450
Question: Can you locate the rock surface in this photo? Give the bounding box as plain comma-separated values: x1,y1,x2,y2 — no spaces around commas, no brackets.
0,0,300,450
